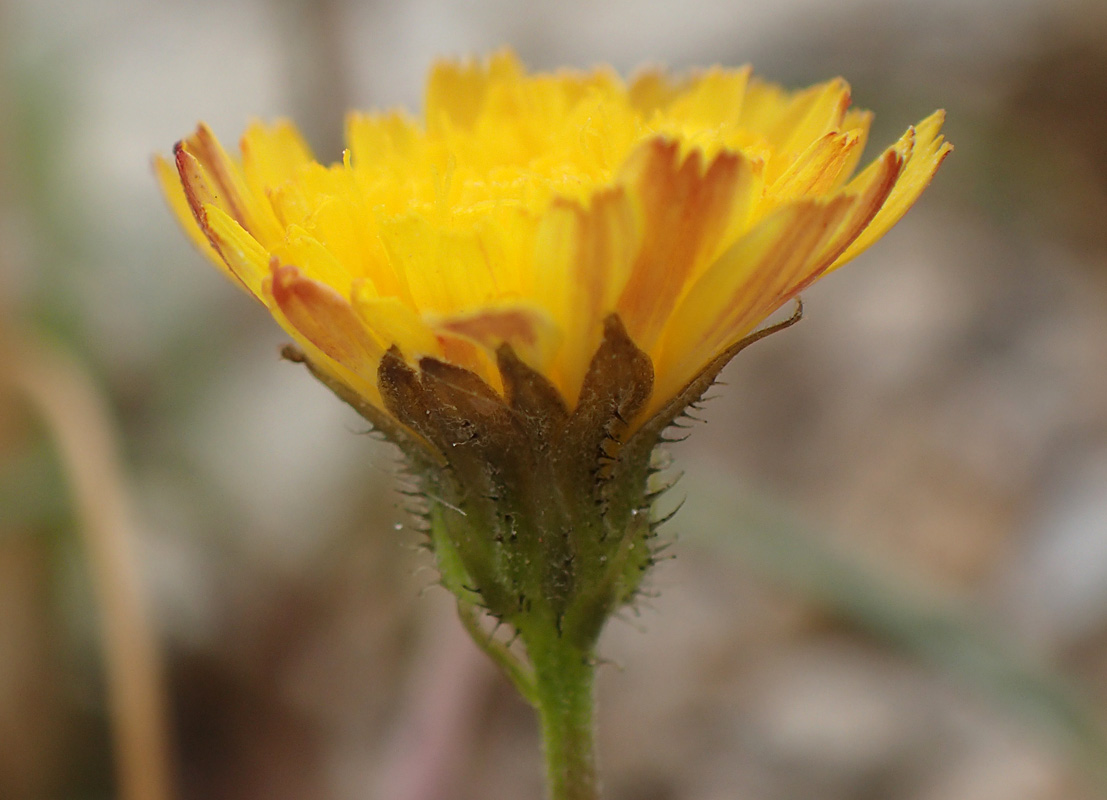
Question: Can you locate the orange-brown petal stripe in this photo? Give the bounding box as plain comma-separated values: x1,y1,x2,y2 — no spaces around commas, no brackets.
533,188,639,401
182,123,284,246
793,145,905,293
434,305,558,374
653,198,850,404
769,131,862,202
154,154,221,262
268,261,382,380
616,138,754,351
831,111,951,265
181,124,252,231
722,198,851,340
173,145,255,295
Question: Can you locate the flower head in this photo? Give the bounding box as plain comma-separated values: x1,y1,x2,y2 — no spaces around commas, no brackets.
158,50,949,648
158,49,948,426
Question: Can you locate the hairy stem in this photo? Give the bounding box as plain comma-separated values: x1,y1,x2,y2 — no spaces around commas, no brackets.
526,630,599,800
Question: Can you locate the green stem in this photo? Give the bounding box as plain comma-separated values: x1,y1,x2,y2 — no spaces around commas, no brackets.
456,601,538,706
527,631,600,800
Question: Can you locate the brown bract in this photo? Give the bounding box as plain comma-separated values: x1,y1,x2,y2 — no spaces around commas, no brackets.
288,306,799,648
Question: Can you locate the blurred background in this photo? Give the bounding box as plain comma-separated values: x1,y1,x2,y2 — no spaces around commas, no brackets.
3,0,1107,798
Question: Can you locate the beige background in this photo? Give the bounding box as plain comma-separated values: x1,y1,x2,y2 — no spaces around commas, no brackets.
2,1,1107,798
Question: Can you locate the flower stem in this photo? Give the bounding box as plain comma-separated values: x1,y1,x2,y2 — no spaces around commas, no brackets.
527,630,599,800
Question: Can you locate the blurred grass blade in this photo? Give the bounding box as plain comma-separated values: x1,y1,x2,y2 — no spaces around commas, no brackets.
681,465,1107,792
7,336,176,800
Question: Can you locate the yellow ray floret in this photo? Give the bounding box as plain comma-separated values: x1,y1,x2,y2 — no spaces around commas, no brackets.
157,49,950,424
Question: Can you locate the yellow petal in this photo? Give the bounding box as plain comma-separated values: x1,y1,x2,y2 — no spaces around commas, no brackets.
350,284,441,359
179,123,282,245
173,143,265,297
346,110,423,173
627,68,686,116
271,224,352,295
154,154,220,262
803,144,906,285
742,78,852,183
837,108,874,184
767,130,863,206
832,110,952,266
533,188,639,401
200,204,271,297
266,261,382,379
266,298,383,409
616,138,762,352
654,197,851,402
377,214,498,314
240,120,314,199
663,66,752,128
425,49,523,133
432,304,560,374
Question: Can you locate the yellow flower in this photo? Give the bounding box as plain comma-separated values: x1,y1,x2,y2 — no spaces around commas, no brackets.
156,49,949,431
158,50,950,656
159,53,950,795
